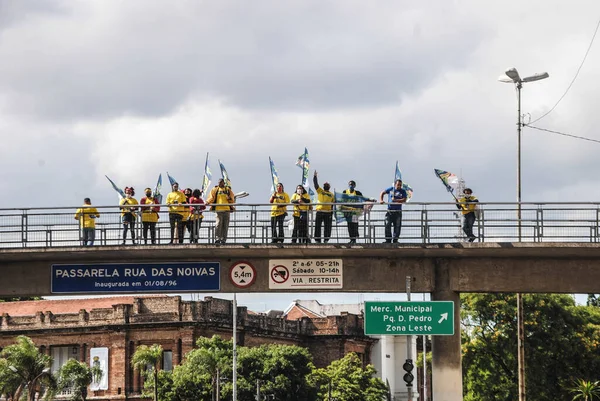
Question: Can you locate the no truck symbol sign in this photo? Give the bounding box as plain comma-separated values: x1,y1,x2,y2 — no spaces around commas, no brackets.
270,265,289,284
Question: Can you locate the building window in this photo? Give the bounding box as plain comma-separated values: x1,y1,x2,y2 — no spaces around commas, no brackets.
51,345,80,374
163,351,173,372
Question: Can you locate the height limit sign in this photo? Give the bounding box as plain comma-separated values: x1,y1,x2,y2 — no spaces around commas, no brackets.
229,261,256,289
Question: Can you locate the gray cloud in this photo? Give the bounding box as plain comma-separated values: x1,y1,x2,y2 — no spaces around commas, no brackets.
0,1,487,121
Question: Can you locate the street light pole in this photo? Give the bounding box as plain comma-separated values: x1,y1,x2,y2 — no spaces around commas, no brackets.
516,81,523,241
499,67,549,401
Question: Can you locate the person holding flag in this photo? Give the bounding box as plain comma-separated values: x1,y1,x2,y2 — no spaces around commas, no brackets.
379,179,408,243
119,187,139,245
166,182,187,244
140,187,160,245
457,188,479,242
206,178,235,244
342,180,370,244
269,183,290,243
312,171,334,243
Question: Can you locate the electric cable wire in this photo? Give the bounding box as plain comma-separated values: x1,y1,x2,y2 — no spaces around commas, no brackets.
527,125,600,144
528,15,600,125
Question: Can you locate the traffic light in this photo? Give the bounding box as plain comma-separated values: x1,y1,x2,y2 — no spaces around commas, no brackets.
403,359,414,387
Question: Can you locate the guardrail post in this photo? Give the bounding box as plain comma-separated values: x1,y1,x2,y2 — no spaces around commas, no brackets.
421,209,427,244
46,227,52,247
250,207,257,244
535,205,543,242
21,210,28,248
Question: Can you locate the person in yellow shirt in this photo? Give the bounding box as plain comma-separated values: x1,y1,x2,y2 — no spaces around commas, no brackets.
312,171,335,243
269,183,290,243
140,187,160,245
165,182,187,244
206,178,235,244
290,185,312,244
119,187,139,245
456,188,479,242
74,198,100,246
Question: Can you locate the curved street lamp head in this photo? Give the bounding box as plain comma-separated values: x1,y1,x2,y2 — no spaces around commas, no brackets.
498,76,515,83
522,72,549,83
505,68,521,82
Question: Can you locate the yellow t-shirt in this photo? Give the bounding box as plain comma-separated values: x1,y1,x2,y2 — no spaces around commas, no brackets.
270,192,290,217
74,206,100,228
208,186,235,212
141,197,160,223
315,187,335,212
166,191,187,215
119,197,139,217
291,193,311,217
458,196,479,215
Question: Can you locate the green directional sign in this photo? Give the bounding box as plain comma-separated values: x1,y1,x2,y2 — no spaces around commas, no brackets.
364,301,455,336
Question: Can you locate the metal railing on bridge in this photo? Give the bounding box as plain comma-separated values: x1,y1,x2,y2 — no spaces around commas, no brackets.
1,202,599,248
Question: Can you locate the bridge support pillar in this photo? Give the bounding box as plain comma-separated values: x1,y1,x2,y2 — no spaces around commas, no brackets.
431,260,462,401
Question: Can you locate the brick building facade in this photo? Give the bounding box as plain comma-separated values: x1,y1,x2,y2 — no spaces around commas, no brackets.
0,296,374,400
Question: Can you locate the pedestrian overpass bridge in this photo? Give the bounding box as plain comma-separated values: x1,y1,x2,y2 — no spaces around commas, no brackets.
2,202,600,401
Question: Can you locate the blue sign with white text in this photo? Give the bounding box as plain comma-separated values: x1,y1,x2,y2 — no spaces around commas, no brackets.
51,262,220,293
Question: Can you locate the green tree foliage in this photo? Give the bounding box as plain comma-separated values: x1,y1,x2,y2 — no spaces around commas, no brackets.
0,335,55,401
0,297,40,302
236,344,316,401
170,335,232,401
570,379,600,401
462,293,600,401
313,353,387,401
55,359,101,401
131,344,163,401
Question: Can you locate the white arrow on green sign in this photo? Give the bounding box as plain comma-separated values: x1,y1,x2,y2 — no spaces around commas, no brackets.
364,301,455,336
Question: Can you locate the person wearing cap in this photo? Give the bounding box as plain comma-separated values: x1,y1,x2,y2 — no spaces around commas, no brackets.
119,187,139,245
457,188,479,242
290,184,312,243
74,198,100,246
140,187,160,245
313,171,335,243
166,182,187,244
206,178,235,244
188,189,206,243
379,179,408,243
342,180,365,244
269,183,290,243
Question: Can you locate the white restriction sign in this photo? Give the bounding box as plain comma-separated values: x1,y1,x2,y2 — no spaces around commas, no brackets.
268,259,343,289
229,261,257,289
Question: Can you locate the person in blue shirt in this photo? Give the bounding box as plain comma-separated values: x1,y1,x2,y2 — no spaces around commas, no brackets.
379,179,408,243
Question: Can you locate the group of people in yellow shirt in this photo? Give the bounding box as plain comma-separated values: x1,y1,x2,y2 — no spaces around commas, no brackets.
269,171,335,244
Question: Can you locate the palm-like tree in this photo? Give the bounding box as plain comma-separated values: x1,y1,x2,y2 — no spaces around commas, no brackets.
131,344,163,401
0,336,55,401
571,379,600,401
56,359,101,401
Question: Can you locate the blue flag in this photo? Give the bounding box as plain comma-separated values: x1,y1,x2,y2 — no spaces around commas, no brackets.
166,172,178,187
295,147,310,187
334,191,372,223
202,153,212,195
394,162,413,202
218,159,231,187
153,173,163,204
269,157,280,193
105,175,125,199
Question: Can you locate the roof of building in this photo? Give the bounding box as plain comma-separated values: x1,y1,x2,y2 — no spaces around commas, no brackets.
0,295,169,316
284,300,363,319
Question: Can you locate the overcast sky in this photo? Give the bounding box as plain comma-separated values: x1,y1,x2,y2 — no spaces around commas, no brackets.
2,1,598,308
